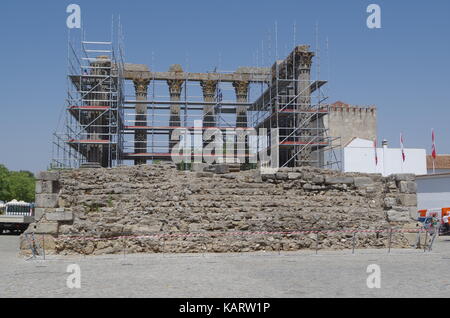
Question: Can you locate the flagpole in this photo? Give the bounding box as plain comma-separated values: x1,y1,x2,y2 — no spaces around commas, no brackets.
432,129,436,174
401,156,404,173
400,133,403,173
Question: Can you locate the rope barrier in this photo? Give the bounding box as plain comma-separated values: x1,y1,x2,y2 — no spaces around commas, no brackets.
56,227,426,242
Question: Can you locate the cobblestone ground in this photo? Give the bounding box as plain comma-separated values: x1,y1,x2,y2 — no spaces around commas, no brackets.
1,234,449,297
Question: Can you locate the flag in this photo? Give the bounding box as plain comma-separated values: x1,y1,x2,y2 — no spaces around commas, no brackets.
431,129,437,160
400,133,406,162
374,138,378,165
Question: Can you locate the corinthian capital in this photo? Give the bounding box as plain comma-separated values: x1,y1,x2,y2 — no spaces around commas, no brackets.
133,78,150,98
232,80,249,101
295,51,314,70
167,79,184,98
200,80,218,100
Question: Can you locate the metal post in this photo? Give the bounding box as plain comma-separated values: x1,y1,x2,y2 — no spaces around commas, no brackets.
162,238,165,257
429,228,438,252
278,236,281,255
315,232,319,254
352,232,356,254
42,234,46,260
388,229,392,254
424,231,428,252
123,237,126,259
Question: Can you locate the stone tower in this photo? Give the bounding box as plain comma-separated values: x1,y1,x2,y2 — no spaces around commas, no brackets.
325,101,377,147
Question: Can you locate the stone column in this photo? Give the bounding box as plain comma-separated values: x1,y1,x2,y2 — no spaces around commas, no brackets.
294,46,314,166
232,80,249,128
200,80,217,128
133,78,150,165
167,78,184,151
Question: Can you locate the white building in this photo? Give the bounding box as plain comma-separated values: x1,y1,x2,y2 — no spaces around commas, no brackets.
416,173,450,210
343,138,427,176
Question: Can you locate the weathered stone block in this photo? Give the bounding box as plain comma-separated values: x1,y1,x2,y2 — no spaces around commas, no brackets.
287,172,301,180
386,209,411,222
383,197,397,208
399,181,417,193
191,163,208,172
275,172,288,180
196,172,213,178
36,171,60,181
46,211,73,222
409,207,419,220
32,222,59,234
215,164,230,174
35,180,54,194
35,181,42,194
20,234,56,253
325,176,354,185
34,208,45,221
35,194,59,208
311,175,325,184
203,165,216,173
392,174,415,181
353,177,374,188
261,174,276,181
397,194,417,207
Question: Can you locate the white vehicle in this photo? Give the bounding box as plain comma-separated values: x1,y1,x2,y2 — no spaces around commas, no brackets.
0,200,35,234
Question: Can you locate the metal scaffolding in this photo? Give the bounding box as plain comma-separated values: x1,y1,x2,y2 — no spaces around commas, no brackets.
52,21,125,169
249,45,341,169
51,26,340,170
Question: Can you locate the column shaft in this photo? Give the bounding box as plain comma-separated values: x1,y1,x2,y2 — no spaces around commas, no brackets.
200,80,217,128
133,78,150,165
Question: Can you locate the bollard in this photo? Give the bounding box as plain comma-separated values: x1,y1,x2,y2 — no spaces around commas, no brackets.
388,228,392,254
352,232,356,254
315,232,319,255
42,234,46,260
424,231,428,252
162,238,166,257
278,237,281,256
429,229,438,252
122,237,126,259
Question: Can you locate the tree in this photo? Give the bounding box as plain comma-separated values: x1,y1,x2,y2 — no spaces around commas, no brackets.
0,164,10,201
0,165,35,202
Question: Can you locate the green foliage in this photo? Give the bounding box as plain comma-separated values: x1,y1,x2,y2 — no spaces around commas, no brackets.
0,164,35,203
107,195,114,208
176,161,192,171
241,163,257,170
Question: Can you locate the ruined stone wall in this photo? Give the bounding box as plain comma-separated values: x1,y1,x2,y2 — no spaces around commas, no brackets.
23,164,418,255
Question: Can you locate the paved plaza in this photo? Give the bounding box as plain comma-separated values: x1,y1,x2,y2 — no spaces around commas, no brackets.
1,234,449,298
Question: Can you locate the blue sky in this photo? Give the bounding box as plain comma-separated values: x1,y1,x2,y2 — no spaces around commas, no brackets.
0,0,449,172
